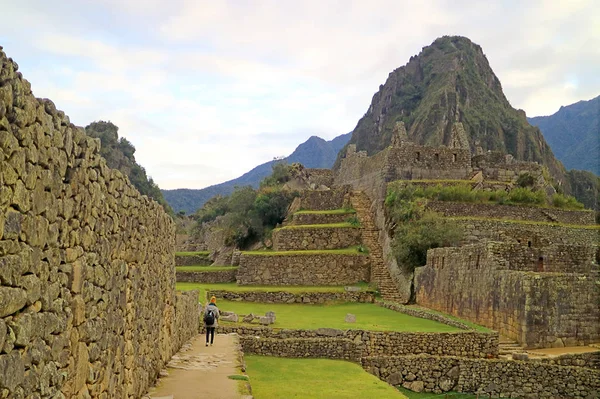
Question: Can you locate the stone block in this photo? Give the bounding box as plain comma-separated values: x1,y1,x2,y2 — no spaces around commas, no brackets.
345,313,356,323
220,314,238,323
0,286,27,317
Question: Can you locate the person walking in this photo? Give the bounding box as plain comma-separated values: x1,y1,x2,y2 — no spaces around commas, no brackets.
204,296,220,346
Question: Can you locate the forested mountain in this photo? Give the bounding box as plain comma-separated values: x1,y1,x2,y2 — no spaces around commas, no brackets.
528,96,599,175
163,133,351,214
85,121,173,214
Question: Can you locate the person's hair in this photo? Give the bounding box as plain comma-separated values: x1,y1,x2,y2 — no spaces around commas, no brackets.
210,296,217,303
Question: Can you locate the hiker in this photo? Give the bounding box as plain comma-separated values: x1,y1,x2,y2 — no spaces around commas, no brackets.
204,296,220,346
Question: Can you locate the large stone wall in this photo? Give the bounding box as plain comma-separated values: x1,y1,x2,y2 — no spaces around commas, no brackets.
291,211,354,225
427,200,596,225
416,244,600,348
176,269,237,283
236,253,370,285
305,168,334,187
219,326,498,359
384,144,471,181
0,49,198,398
272,226,361,251
455,218,599,247
363,354,600,398
297,187,350,211
174,253,211,266
208,290,375,304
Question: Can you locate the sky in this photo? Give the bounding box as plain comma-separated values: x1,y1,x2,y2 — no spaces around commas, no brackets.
1,0,598,190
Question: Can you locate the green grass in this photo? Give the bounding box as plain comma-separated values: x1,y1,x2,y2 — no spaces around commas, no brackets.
175,251,210,256
448,216,600,229
295,209,356,215
397,387,483,399
277,222,358,230
218,301,461,332
242,246,369,256
176,265,238,272
246,356,408,399
400,304,491,332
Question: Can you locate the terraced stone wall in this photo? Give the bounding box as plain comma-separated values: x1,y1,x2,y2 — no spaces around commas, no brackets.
220,326,498,358
236,253,370,285
176,269,237,283
297,186,350,211
305,168,334,187
427,200,596,225
416,244,600,348
291,212,352,225
0,49,198,398
174,253,211,266
272,226,361,251
363,354,600,398
208,290,375,304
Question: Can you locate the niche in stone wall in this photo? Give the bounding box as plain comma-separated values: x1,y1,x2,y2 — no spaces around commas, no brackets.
416,152,421,161
452,153,457,162
536,257,544,272
434,153,439,162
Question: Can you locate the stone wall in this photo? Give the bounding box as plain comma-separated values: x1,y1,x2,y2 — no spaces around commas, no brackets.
236,253,370,285
0,49,197,398
455,218,599,247
363,354,600,398
472,152,545,183
305,168,334,187
427,200,596,225
272,226,361,250
378,302,470,330
416,244,600,348
174,253,211,266
291,211,354,225
297,187,350,211
219,326,498,359
240,336,361,361
171,291,200,355
176,269,237,283
534,350,600,369
384,144,471,182
208,290,375,304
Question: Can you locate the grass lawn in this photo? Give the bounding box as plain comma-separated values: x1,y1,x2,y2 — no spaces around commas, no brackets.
242,246,368,256
397,387,483,398
277,222,358,229
175,251,210,256
295,209,356,215
175,266,238,272
218,301,461,332
246,356,408,399
402,305,491,332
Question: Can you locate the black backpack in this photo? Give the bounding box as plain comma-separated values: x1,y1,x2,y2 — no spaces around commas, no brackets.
204,309,215,325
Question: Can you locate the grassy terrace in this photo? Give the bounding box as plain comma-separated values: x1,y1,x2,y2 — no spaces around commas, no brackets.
246,356,408,399
448,216,600,229
174,251,210,256
242,246,368,256
277,222,358,229
398,388,480,399
175,266,238,272
295,209,356,215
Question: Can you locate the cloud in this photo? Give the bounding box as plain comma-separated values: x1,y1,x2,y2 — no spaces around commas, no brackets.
1,0,598,190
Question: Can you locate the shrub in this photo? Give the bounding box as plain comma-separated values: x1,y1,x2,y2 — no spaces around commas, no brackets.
506,187,545,205
345,216,361,227
516,172,536,188
551,193,585,210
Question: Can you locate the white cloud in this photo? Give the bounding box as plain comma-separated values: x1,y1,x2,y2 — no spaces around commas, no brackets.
1,0,598,190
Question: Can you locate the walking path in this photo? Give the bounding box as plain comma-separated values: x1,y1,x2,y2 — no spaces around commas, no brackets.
145,333,243,399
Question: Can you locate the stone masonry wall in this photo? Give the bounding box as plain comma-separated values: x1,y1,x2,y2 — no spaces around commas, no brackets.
455,218,599,247
219,326,498,359
416,244,600,348
272,226,361,251
175,269,237,283
427,200,596,225
0,50,197,398
208,290,375,304
174,254,211,266
305,168,334,187
236,253,370,285
297,187,350,211
363,354,600,398
291,212,354,225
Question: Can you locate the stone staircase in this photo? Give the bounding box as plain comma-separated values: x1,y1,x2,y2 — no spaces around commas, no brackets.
498,336,526,359
351,191,404,303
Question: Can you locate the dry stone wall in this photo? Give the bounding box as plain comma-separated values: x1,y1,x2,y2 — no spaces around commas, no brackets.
272,226,361,251
427,200,596,225
174,253,211,266
219,326,498,358
0,49,197,398
208,290,375,304
291,212,354,225
416,244,600,348
297,187,350,211
175,269,237,283
363,354,600,398
236,253,370,285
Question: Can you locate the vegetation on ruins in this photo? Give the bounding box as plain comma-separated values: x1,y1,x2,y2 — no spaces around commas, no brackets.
246,356,408,399
85,121,173,214
387,182,585,210
191,163,301,248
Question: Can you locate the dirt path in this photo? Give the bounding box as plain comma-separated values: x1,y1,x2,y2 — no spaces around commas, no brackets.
528,345,599,357
145,333,243,399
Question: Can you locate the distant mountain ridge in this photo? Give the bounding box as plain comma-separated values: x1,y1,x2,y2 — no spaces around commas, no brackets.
528,95,599,175
163,132,351,213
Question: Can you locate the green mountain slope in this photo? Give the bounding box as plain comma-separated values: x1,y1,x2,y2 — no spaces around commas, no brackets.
85,121,173,214
528,95,599,175
163,133,351,214
337,35,565,183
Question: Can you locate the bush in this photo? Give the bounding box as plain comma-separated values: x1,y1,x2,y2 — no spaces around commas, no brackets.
551,193,585,210
516,172,536,188
506,187,545,205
